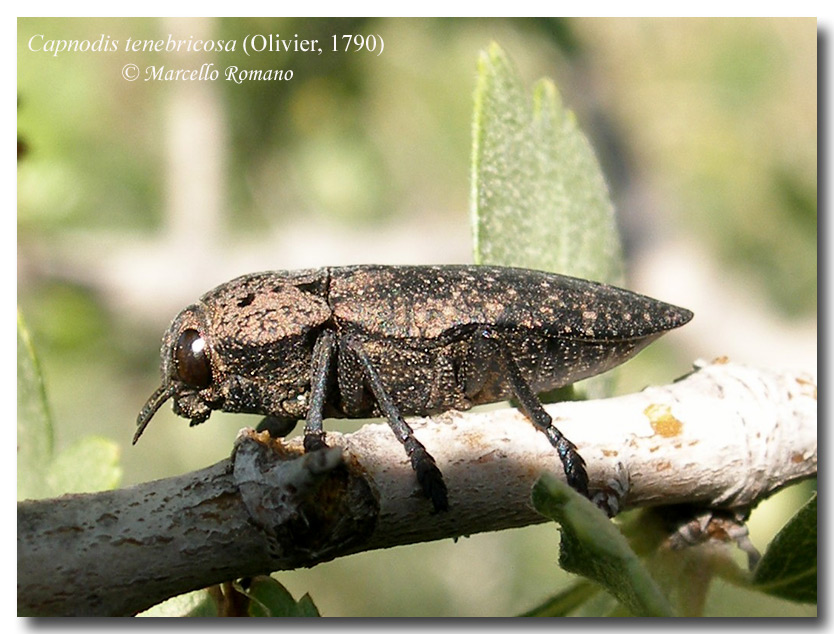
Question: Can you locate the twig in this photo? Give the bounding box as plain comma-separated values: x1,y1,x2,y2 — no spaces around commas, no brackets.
17,360,816,616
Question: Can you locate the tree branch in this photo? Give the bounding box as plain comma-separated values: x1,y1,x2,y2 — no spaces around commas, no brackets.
17,360,816,616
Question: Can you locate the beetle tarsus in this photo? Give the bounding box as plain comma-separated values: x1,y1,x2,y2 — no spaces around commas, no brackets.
303,432,328,453
553,434,590,498
414,452,450,512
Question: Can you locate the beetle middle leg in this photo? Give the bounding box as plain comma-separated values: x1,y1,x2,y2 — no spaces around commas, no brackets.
342,335,449,512
476,328,590,498
303,329,337,452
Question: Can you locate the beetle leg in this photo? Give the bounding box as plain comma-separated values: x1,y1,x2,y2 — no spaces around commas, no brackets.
480,329,590,498
459,325,497,400
303,329,337,452
343,336,449,512
257,415,298,438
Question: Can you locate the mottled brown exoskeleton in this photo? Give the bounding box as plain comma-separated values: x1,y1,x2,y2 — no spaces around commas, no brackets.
136,265,693,511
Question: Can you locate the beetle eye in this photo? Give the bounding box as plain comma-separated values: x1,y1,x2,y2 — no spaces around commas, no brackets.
174,329,212,389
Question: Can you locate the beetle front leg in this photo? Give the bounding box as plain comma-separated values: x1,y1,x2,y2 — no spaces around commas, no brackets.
479,329,590,498
303,329,337,453
342,336,449,512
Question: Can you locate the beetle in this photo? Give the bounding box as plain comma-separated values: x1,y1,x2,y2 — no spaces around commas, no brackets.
135,264,693,512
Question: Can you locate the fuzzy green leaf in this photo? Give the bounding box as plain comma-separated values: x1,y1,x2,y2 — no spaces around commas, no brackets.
47,436,122,495
137,590,218,617
752,494,817,604
519,580,601,617
17,311,54,500
236,577,321,617
470,42,623,400
471,42,622,284
17,309,121,500
532,474,674,617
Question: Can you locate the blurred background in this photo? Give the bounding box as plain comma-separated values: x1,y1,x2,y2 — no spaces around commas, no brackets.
17,17,816,616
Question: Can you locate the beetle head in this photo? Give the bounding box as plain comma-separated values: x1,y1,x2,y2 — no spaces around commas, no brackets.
134,305,218,443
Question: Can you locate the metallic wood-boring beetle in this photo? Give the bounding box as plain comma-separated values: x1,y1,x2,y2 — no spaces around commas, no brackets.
135,265,693,511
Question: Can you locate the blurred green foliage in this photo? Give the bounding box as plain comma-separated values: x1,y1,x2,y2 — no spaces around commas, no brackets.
18,312,122,500
19,18,816,307
139,577,320,617
577,18,816,316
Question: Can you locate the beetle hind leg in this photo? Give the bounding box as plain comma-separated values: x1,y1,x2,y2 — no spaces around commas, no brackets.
343,336,449,512
480,329,590,498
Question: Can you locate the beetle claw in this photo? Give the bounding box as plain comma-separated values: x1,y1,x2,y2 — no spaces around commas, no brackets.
303,432,328,453
411,446,449,512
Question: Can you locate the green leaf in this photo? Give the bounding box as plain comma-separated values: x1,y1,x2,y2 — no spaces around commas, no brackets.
616,507,748,617
17,308,122,500
470,42,623,284
142,579,321,617
183,594,221,617
531,473,674,617
17,310,54,500
47,436,122,495
470,42,623,399
519,580,601,617
235,577,321,617
752,493,817,604
138,590,218,617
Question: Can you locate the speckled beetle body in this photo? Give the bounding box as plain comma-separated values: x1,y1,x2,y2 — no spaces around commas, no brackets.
135,264,693,511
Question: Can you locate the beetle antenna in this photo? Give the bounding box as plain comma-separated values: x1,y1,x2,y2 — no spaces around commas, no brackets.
134,384,177,444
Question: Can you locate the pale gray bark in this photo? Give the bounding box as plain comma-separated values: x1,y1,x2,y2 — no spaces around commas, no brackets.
17,361,816,616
